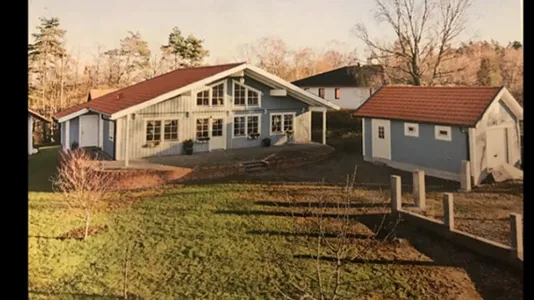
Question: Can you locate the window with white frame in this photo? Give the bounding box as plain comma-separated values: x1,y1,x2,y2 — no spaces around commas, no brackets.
233,115,260,138
146,120,162,142
212,119,223,137
434,125,451,141
196,81,225,107
164,120,178,141
196,118,209,138
146,119,178,142
271,113,294,135
233,116,246,137
404,122,419,137
108,121,115,141
233,81,261,107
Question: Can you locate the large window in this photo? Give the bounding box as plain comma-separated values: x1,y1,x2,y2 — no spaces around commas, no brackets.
233,114,261,138
270,113,294,135
196,118,209,138
146,119,179,142
233,81,261,107
196,81,225,107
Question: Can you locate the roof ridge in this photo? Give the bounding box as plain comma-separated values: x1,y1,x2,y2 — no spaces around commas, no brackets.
383,85,501,89
91,62,246,100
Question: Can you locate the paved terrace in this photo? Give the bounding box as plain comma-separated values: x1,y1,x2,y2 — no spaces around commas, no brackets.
100,143,333,170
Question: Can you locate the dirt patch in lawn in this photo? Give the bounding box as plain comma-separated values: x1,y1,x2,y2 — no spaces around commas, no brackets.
58,225,108,240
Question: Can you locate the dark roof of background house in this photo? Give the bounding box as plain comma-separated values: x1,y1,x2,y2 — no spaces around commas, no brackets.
54,62,245,119
291,64,384,87
353,86,503,126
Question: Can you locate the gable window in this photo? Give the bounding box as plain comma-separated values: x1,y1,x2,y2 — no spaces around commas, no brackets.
164,120,178,141
318,88,325,99
196,81,226,107
196,118,209,139
233,80,261,108
108,121,115,141
378,126,385,139
404,122,419,137
434,125,451,141
335,88,341,99
145,119,179,143
233,114,261,138
196,90,209,106
270,113,295,135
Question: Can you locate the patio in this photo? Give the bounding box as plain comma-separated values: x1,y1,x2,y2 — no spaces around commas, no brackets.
100,142,334,171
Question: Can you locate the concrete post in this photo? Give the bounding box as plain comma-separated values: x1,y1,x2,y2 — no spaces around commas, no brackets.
510,213,523,260
391,175,401,212
443,193,454,231
413,170,426,209
460,160,471,192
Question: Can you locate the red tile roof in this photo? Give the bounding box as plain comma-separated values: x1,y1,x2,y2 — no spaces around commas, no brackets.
54,62,245,119
353,86,503,126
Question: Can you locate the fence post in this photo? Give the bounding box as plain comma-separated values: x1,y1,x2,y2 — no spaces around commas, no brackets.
443,193,454,231
391,175,401,212
413,169,426,209
460,160,471,192
510,213,523,260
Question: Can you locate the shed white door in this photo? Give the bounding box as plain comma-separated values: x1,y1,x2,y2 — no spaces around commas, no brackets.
371,119,391,160
209,118,226,151
80,115,99,147
486,126,509,169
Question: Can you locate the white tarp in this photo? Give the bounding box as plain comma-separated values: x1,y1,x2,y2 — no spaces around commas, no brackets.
490,163,523,182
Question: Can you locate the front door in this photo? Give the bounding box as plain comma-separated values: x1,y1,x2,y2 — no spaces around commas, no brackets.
80,115,99,147
210,118,226,151
486,127,509,169
371,119,391,160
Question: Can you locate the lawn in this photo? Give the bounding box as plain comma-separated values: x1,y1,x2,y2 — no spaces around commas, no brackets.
29,145,522,299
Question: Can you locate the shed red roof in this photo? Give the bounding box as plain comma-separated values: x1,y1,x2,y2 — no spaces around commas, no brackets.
353,86,503,126
54,62,245,119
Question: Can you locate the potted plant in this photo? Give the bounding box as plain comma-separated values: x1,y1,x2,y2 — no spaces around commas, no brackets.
261,137,271,147
183,139,194,155
248,132,261,140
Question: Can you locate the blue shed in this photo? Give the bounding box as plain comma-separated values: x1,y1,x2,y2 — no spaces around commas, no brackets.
354,86,523,185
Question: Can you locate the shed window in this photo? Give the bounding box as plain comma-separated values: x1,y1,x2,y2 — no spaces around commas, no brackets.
271,113,294,135
233,114,260,138
404,122,419,137
164,120,178,141
233,81,261,107
378,126,385,139
434,125,452,141
212,119,223,137
233,116,246,137
318,88,325,99
335,88,341,99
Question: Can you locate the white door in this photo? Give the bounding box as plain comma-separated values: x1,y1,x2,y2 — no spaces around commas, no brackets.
486,127,509,169
371,119,391,160
80,115,99,147
209,117,226,151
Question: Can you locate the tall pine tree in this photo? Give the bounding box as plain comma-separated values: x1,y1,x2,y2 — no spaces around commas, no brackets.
160,27,209,70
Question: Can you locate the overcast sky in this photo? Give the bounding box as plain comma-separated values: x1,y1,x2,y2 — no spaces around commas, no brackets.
28,0,523,64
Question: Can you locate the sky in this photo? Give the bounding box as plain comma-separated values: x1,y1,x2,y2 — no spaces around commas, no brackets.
28,0,523,65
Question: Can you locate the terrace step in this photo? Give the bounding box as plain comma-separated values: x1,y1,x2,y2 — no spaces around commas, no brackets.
242,160,269,173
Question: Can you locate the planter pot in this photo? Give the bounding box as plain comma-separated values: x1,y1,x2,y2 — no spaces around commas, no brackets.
184,148,193,155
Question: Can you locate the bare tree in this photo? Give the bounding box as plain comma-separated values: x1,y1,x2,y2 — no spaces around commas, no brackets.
52,150,113,240
354,0,474,85
265,168,400,299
